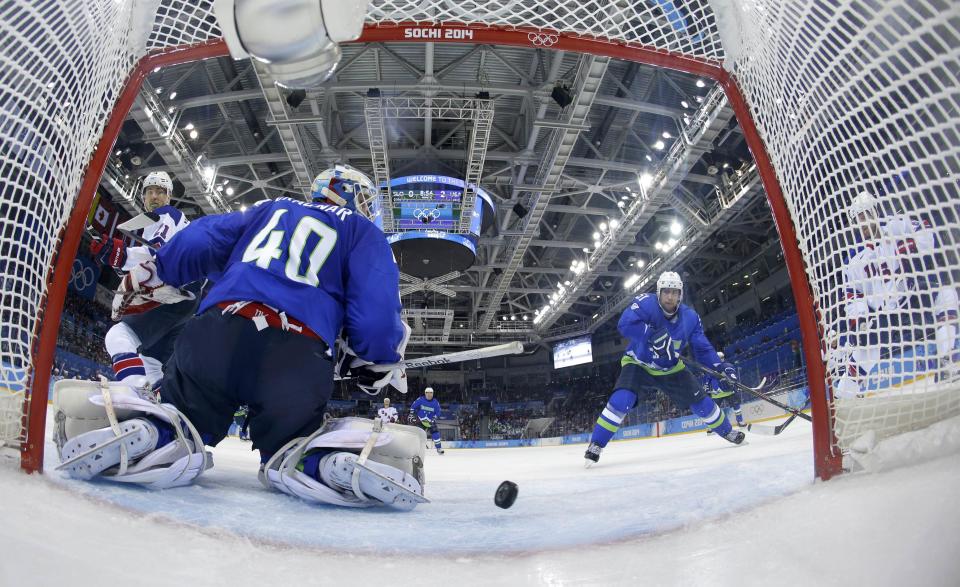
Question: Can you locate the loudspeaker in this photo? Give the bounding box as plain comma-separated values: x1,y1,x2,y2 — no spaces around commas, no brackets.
285,89,306,109
551,84,573,108
512,203,528,218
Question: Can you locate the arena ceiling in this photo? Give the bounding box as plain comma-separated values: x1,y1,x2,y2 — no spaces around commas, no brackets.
105,41,781,349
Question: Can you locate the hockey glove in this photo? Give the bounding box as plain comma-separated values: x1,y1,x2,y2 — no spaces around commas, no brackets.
714,362,736,391
90,233,127,269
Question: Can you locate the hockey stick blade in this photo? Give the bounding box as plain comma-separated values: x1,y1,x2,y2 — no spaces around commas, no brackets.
117,212,161,231
747,412,801,436
55,428,139,470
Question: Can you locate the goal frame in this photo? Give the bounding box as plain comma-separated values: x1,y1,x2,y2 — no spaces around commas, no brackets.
21,23,841,479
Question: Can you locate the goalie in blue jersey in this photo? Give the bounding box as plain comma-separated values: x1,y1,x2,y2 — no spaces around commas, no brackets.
584,271,745,467
56,165,429,510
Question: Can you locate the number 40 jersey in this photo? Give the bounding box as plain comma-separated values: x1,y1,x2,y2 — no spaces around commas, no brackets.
154,197,405,364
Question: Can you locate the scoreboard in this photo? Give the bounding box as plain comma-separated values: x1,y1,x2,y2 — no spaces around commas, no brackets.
380,174,495,278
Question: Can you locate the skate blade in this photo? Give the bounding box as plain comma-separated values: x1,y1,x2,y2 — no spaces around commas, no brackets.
56,428,139,470
353,461,431,504
584,459,596,469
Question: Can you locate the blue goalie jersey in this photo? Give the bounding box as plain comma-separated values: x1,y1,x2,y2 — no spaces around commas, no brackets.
154,197,405,364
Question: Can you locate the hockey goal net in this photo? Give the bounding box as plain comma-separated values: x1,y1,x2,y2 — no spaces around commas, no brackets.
1,1,957,479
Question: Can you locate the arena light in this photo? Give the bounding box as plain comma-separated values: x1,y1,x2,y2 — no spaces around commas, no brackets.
599,222,608,231
189,129,198,140
609,218,619,229
226,187,235,196
636,259,645,268
168,91,177,100
639,173,654,189
670,221,682,235
592,231,600,240
655,241,663,251
617,201,625,208
696,79,706,88
522,315,529,321
240,205,247,212
662,131,672,139
184,122,194,130
653,140,665,150
645,154,653,162
624,274,640,289
681,100,689,108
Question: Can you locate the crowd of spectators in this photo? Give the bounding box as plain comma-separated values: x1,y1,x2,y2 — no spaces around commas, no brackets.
42,290,805,442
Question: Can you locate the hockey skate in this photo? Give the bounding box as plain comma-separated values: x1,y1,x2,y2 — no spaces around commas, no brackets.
720,429,746,445
436,446,444,455
584,442,602,468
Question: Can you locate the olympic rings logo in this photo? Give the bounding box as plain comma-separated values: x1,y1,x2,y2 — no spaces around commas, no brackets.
70,259,96,291
527,32,559,47
414,208,441,221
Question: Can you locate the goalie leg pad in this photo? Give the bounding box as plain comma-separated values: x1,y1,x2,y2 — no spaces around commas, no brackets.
259,417,428,509
54,379,211,488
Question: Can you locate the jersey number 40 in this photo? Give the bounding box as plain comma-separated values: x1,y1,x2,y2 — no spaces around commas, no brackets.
242,209,337,286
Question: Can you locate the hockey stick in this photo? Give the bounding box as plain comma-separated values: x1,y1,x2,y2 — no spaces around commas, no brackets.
117,212,161,231
367,341,526,373
685,357,812,422
746,399,810,436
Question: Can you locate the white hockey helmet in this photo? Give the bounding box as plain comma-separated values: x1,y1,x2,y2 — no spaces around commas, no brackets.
424,387,434,396
383,397,391,407
847,191,878,222
143,171,173,197
717,351,725,360
656,271,683,298
310,164,377,219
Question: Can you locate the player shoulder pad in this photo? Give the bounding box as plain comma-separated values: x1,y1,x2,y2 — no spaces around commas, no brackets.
153,205,184,224
881,214,916,237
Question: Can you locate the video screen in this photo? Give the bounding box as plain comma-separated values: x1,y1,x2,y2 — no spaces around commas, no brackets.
552,335,593,369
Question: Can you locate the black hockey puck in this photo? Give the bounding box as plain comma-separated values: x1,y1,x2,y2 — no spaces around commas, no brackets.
494,480,518,509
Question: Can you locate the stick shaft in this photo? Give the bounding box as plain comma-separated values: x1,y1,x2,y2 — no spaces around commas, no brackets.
686,356,812,422
369,341,525,372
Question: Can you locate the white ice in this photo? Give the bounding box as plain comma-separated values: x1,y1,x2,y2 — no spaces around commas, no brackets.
0,410,957,586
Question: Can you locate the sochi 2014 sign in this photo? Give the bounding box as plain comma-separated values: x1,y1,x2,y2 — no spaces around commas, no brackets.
403,27,475,40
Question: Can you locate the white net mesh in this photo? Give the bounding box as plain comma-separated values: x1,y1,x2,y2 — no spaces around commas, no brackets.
1,0,957,472
717,1,960,453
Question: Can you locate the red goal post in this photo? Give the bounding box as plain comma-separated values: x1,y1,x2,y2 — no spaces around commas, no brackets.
3,1,957,481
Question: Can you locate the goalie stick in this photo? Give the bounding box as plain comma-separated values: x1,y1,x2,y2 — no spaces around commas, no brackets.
367,341,526,373
684,356,812,422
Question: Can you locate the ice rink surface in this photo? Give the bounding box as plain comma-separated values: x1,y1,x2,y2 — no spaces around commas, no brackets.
1,411,957,586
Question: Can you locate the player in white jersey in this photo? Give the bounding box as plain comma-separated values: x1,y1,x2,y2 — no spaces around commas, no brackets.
833,191,959,397
89,171,202,399
377,397,399,424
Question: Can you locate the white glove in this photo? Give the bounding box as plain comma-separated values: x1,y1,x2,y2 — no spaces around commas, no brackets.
110,261,193,320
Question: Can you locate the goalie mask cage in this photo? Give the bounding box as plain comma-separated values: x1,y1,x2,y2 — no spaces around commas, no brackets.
1,1,957,479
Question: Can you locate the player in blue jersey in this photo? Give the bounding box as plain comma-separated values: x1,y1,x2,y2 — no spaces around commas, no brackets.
584,271,745,466
701,352,745,432
58,165,427,510
90,171,202,400
409,387,444,454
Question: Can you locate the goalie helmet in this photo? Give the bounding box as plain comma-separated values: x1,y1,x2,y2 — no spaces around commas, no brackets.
310,164,377,219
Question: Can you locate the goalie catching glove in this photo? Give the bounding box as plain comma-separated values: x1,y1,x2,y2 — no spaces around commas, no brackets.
336,321,411,395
